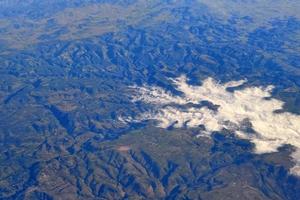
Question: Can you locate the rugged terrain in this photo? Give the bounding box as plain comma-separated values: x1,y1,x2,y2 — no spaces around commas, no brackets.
0,0,300,199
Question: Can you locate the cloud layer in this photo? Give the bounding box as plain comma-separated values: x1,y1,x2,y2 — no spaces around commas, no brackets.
126,76,300,176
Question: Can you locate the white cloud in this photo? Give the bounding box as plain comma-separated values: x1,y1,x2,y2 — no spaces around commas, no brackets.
125,76,300,176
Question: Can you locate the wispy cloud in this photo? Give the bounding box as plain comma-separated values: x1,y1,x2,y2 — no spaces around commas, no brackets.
124,76,300,176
